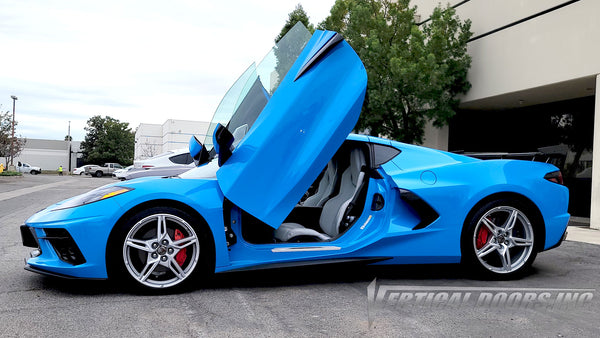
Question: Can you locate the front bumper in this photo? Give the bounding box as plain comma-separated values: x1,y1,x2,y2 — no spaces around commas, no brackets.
21,199,123,279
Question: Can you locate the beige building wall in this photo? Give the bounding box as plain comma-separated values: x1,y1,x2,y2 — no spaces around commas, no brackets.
413,0,600,228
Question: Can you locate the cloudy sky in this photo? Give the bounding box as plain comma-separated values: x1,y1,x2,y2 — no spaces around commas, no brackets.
0,0,336,141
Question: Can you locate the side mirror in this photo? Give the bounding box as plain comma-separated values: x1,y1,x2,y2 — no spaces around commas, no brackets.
188,136,209,167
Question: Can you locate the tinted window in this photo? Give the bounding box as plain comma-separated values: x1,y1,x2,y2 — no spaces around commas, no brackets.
170,153,193,165
371,144,401,166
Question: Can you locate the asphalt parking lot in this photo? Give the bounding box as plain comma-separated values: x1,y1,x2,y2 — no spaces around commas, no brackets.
1,174,599,337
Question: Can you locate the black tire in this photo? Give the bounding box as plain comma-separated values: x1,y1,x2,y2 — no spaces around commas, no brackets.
106,206,213,292
461,199,539,279
79,172,84,175
95,171,103,177
30,170,39,175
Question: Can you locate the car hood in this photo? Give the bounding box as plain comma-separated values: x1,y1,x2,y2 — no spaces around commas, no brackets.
216,29,367,228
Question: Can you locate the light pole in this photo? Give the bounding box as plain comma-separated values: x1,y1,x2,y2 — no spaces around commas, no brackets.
68,121,72,172
10,95,17,166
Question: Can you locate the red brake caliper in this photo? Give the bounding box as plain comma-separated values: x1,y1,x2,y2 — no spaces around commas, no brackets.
476,224,491,250
174,229,187,266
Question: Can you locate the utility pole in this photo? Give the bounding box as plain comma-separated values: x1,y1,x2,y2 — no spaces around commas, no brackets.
68,121,72,172
10,95,17,166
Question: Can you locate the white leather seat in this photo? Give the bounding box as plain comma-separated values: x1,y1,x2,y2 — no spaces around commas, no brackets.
275,149,366,242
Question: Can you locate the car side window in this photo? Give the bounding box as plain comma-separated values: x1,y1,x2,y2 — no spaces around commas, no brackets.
370,144,401,167
170,153,193,165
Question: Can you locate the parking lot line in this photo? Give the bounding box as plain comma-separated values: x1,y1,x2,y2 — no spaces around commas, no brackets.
0,181,67,202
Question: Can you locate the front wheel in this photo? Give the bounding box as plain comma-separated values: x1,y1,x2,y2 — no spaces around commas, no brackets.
108,207,212,291
462,200,538,279
31,170,39,175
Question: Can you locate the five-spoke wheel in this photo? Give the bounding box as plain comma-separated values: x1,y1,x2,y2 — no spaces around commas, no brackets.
463,200,538,278
108,206,211,291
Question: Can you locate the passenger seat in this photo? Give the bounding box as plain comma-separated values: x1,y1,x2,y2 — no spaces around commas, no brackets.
302,159,337,207
275,148,366,242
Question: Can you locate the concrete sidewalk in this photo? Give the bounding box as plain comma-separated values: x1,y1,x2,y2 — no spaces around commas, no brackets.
566,225,600,245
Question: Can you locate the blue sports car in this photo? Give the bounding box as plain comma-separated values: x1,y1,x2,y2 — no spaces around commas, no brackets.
21,24,569,291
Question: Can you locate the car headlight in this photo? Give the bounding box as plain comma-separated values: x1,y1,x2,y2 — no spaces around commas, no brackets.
53,185,133,210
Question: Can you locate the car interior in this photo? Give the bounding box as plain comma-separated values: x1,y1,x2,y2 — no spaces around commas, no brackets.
234,141,371,244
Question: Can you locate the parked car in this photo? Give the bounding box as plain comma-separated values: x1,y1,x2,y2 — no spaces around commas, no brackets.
123,164,194,181
133,149,193,169
113,165,134,180
73,165,95,175
85,163,124,177
20,24,569,292
16,162,41,175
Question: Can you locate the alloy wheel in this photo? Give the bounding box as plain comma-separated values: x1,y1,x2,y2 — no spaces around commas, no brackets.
472,206,534,274
122,213,200,288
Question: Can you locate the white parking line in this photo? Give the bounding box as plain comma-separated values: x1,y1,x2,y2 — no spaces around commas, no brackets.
0,181,67,202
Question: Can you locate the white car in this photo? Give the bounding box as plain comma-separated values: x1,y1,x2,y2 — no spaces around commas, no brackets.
112,165,133,180
133,148,192,168
16,162,41,175
73,165,95,175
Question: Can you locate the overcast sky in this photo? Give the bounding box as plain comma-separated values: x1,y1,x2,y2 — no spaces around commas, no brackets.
0,0,336,141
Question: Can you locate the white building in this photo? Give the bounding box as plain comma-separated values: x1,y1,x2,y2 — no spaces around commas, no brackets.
135,119,210,160
13,138,81,172
413,0,600,228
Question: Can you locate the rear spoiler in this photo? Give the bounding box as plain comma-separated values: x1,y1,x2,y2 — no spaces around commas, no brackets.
452,144,568,170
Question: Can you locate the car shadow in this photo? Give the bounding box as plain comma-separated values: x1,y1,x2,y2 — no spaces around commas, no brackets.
31,262,476,296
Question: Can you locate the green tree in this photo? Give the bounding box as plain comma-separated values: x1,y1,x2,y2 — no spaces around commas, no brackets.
275,4,315,43
320,0,472,144
81,115,134,165
273,4,315,93
0,110,25,166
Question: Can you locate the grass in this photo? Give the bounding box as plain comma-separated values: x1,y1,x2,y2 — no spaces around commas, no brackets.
0,171,23,176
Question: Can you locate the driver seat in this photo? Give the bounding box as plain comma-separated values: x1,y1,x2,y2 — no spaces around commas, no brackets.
275,148,366,242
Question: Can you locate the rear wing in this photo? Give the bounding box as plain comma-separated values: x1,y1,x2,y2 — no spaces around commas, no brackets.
453,144,568,170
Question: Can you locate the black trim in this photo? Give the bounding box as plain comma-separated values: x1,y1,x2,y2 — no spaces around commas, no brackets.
190,136,210,166
371,193,385,211
222,198,238,246
24,265,106,280
398,189,440,230
468,0,580,42
42,228,86,265
369,143,401,168
20,225,38,248
215,124,234,166
294,33,344,81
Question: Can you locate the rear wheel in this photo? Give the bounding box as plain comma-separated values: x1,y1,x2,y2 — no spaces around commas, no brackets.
95,171,103,177
108,206,212,291
462,200,538,278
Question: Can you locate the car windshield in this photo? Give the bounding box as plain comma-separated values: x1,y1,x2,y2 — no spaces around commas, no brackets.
202,22,311,151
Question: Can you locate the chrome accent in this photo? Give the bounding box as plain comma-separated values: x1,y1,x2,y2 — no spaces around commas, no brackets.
272,246,341,253
360,215,373,230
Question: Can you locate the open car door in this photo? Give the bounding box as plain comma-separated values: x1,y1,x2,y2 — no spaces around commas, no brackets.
216,30,367,228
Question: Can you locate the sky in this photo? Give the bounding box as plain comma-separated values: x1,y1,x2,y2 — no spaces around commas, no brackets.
0,0,336,141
